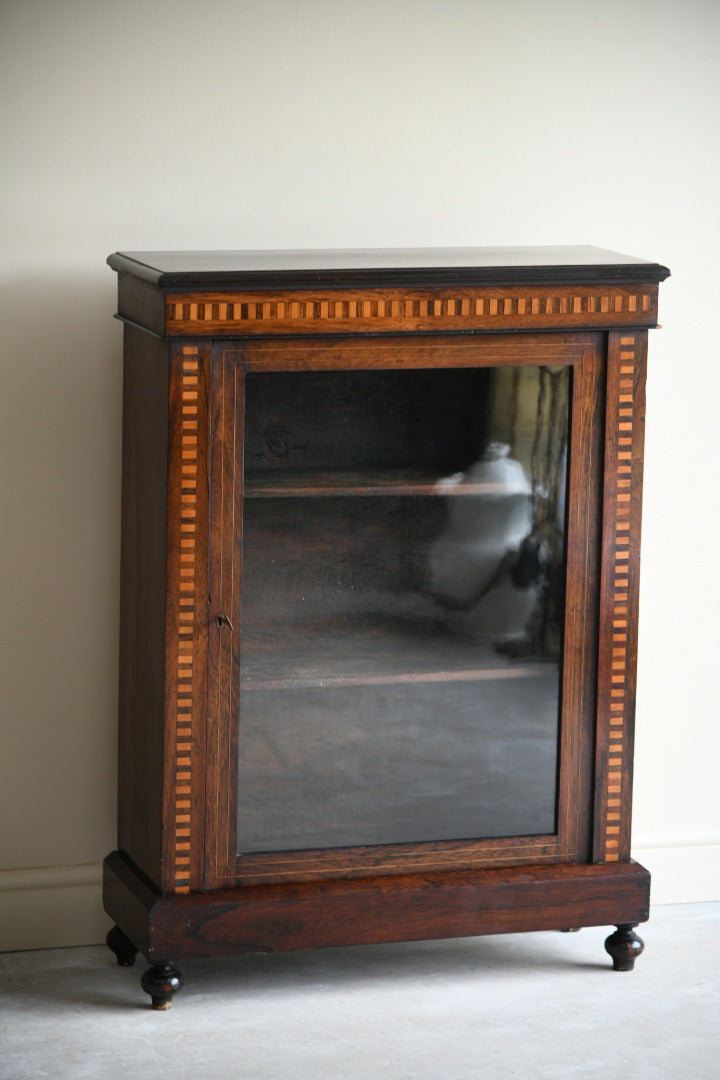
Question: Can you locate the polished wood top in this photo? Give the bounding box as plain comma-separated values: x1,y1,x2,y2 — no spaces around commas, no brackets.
108,246,670,289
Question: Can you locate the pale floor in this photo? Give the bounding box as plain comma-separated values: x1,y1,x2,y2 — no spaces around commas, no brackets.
1,903,719,1080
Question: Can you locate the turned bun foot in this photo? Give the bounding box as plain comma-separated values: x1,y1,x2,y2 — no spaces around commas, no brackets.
140,963,184,1009
604,923,644,971
106,925,138,967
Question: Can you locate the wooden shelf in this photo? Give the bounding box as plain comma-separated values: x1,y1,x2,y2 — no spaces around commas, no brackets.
240,632,551,691
244,469,528,498
240,664,546,691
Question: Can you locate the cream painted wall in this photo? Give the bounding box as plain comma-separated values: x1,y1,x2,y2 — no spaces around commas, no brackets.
1,0,719,950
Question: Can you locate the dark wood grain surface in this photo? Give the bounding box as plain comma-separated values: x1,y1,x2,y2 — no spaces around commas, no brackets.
117,326,170,889
104,851,650,962
107,249,664,998
108,246,669,288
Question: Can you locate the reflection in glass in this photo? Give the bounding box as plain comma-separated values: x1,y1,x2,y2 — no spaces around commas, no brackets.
237,366,571,853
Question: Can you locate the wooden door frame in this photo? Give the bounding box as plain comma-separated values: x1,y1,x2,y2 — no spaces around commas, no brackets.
202,331,606,890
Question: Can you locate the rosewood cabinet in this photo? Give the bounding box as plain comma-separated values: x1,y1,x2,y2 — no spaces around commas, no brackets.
103,248,668,1008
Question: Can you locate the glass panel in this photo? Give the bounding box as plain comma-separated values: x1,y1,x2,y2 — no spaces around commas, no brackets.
237,365,571,853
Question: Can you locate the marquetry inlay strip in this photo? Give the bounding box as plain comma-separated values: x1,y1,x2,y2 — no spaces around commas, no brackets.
165,285,658,335
172,345,200,894
596,333,643,864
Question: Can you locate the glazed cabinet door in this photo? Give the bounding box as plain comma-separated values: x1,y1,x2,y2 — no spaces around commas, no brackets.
204,333,605,889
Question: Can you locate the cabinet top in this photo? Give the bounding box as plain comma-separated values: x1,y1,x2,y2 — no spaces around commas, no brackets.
108,246,669,289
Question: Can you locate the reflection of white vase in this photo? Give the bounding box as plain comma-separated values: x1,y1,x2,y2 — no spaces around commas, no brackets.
428,443,537,643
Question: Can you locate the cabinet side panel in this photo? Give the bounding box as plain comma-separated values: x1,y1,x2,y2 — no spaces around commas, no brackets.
594,331,647,862
118,326,170,888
